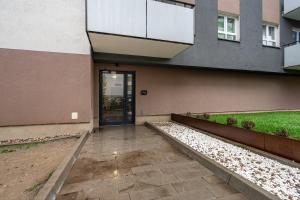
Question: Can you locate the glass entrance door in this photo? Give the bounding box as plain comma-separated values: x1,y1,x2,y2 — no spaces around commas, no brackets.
100,71,135,125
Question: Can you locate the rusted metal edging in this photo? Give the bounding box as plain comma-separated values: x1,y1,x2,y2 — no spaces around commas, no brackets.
145,122,279,200
171,121,300,169
171,114,300,163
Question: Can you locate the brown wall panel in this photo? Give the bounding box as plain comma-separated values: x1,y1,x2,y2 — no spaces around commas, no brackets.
94,64,300,119
218,0,240,15
0,48,93,126
262,0,280,25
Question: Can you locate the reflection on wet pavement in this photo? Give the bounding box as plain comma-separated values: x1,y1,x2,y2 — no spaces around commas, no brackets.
57,125,247,200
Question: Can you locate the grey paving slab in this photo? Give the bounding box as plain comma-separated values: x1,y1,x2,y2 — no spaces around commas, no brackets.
57,125,248,200
176,188,215,200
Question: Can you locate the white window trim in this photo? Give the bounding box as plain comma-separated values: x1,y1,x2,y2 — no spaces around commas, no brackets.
262,24,280,47
218,14,240,41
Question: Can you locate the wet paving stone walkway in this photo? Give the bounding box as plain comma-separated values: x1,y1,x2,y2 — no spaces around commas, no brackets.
57,125,248,200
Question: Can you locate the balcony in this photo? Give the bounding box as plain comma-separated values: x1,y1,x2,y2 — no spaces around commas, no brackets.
283,0,300,21
284,42,300,70
87,0,195,58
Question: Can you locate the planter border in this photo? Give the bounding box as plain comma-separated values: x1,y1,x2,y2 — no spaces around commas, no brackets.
173,121,300,169
34,131,90,200
145,122,279,200
171,114,300,163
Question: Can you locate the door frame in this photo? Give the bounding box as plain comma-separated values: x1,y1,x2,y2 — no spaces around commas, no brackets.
99,70,136,126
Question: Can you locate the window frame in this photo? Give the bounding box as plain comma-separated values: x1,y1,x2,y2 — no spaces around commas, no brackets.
262,24,279,47
292,28,300,43
218,14,240,42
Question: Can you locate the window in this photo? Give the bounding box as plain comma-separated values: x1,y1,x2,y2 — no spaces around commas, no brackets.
218,15,239,41
262,24,279,47
292,28,300,43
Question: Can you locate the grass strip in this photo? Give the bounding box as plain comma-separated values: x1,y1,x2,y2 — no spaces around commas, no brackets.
206,111,300,139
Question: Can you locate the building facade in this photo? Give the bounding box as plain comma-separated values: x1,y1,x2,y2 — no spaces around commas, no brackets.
0,0,300,134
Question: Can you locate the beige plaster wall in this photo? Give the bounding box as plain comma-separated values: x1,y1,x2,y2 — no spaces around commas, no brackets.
218,0,240,15
262,0,280,25
94,64,300,124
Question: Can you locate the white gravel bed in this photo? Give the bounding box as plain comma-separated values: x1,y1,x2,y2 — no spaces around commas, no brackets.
0,133,81,146
152,122,300,200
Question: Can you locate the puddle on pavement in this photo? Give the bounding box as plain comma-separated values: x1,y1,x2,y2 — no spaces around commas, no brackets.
119,150,158,167
64,157,116,184
64,150,163,184
155,187,172,198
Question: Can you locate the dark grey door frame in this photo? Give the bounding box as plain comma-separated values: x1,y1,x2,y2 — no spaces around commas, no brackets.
99,70,136,126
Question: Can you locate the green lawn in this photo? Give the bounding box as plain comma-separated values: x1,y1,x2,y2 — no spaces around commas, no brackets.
207,111,300,140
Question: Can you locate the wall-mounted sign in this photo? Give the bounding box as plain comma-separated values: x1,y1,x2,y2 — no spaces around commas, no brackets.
141,90,148,96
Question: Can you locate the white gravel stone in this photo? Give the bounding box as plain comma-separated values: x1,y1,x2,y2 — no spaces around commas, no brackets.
152,122,300,200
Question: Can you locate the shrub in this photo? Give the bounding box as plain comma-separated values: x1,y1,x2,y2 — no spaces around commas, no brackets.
196,113,210,120
274,129,289,137
241,120,255,130
203,113,210,120
226,117,237,126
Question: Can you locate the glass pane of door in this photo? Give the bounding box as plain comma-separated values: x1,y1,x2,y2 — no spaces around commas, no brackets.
102,72,124,124
127,74,134,123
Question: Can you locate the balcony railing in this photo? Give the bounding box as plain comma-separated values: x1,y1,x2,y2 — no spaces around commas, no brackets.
86,0,195,58
283,0,300,21
284,42,300,69
147,0,194,44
